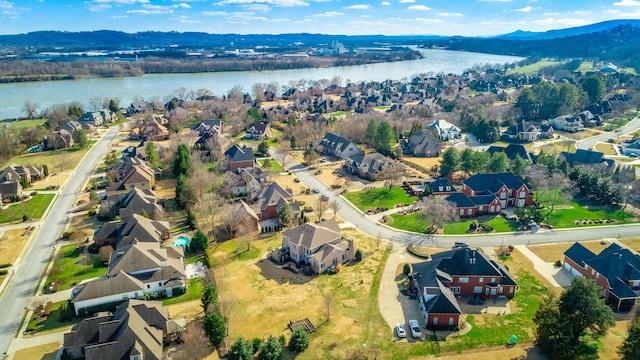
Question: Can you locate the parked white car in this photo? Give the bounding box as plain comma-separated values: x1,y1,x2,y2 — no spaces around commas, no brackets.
409,319,422,339
395,323,406,338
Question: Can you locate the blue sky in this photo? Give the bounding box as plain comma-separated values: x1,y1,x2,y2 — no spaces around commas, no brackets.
1,0,640,36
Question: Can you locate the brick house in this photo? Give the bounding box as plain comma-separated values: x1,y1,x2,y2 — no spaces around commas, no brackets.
412,247,518,330
224,144,255,171
249,182,300,221
563,242,640,312
461,172,533,209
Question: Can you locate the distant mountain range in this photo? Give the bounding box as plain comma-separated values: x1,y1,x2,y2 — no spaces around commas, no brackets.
496,19,640,40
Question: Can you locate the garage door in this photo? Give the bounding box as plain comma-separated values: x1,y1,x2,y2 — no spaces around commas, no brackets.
563,262,581,276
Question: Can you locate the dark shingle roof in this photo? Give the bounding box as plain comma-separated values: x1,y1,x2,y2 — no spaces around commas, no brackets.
487,144,531,162
428,178,455,194
564,242,596,266
224,144,254,162
445,192,475,208
463,172,529,194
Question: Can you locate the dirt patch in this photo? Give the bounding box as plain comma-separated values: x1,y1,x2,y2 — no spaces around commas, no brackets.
527,240,611,263
12,342,60,360
68,212,101,240
0,228,31,265
155,178,177,199
111,139,141,148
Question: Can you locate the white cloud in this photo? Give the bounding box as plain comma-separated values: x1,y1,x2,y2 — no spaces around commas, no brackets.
614,0,640,6
110,14,128,18
408,5,430,10
87,3,112,11
171,15,202,23
515,6,533,12
381,1,390,5
479,0,512,2
127,9,172,14
437,12,462,17
94,0,150,4
543,11,559,16
313,11,344,17
399,0,415,3
202,11,229,16
415,17,443,23
245,4,271,11
216,0,309,6
177,3,191,8
344,4,371,9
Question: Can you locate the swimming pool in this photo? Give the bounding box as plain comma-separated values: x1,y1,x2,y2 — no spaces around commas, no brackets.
173,236,191,248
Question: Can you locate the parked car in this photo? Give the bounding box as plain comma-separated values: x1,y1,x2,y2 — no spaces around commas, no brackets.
312,188,320,193
395,323,406,338
453,241,470,248
409,319,421,339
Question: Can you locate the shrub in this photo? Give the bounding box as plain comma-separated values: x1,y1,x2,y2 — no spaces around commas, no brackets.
0,269,8,276
403,263,412,276
30,191,38,196
355,249,363,261
304,188,311,194
62,231,73,239
554,260,562,267
22,214,29,222
251,338,262,354
314,170,322,175
289,327,310,353
293,178,300,183
0,263,12,268
88,209,97,216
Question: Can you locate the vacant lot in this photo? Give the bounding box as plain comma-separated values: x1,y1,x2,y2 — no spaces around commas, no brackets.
0,194,55,224
403,156,442,170
620,237,640,251
344,187,417,211
2,147,89,172
528,239,626,263
155,177,177,199
536,140,576,154
0,228,32,265
595,142,617,155
31,173,69,190
210,230,394,359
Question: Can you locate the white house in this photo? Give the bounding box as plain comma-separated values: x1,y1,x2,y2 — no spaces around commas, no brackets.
428,119,461,141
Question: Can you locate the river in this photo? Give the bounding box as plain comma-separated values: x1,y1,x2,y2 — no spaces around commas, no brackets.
0,48,523,119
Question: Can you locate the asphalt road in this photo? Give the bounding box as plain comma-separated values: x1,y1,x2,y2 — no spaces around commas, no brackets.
576,115,640,150
278,151,640,249
0,127,119,357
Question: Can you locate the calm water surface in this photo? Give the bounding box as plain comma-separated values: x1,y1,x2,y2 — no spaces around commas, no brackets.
0,48,523,119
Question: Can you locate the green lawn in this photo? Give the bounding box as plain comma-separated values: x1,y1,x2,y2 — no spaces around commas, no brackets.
344,187,417,211
0,194,55,224
325,110,352,117
26,301,76,333
258,159,283,172
507,60,563,75
444,216,520,234
545,202,633,228
47,244,108,290
5,119,47,129
162,277,203,306
389,212,432,233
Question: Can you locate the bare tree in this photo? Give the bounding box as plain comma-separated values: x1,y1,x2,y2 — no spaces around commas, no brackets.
23,100,38,119
88,97,104,112
277,151,289,170
173,321,212,360
322,293,335,322
194,192,224,234
379,163,404,190
416,196,459,232
525,164,574,220
219,295,238,336
98,245,114,263
329,199,341,219
314,198,330,221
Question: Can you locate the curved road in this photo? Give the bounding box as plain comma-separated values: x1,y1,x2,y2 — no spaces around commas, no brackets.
577,115,640,150
0,127,119,357
278,151,640,248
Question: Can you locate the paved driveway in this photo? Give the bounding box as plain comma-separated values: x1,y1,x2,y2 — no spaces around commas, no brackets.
514,245,573,288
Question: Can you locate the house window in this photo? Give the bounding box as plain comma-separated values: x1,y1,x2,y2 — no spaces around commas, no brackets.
134,292,138,298
473,286,483,293
519,191,525,198
490,206,494,212
158,282,162,286
146,284,150,289
433,317,438,325
449,318,454,325
342,254,347,261
499,287,503,294
467,209,472,215
459,277,469,284
122,294,129,300
479,277,484,283
450,286,460,294
491,278,496,283
509,287,514,293
500,192,506,199
459,209,464,215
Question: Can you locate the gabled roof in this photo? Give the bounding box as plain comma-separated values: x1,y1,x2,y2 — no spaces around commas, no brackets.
470,194,499,206
319,132,357,153
431,247,503,277
108,241,184,278
348,152,398,175
445,192,475,208
428,178,455,194
424,280,463,315
252,182,294,212
224,144,254,162
117,214,170,249
0,166,21,183
487,144,531,162
560,149,612,167
246,122,270,134
72,271,142,303
564,242,596,266
119,188,161,218
282,219,342,250
463,172,529,194
190,119,222,131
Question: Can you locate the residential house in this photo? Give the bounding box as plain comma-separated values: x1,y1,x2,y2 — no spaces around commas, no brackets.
129,120,170,141
316,133,361,160
190,119,223,137
428,119,461,141
402,131,442,157
0,181,22,201
551,115,584,133
444,192,503,218
245,122,273,140
412,247,517,329
79,110,117,126
102,188,162,220
93,213,170,249
106,165,155,196
64,300,178,359
346,152,406,181
461,172,533,209
46,130,74,150
621,139,640,157
61,120,90,133
107,157,149,183
1,164,43,184
224,144,255,171
502,120,542,142
228,200,261,233
560,149,614,168
563,242,640,312
427,178,456,196
249,182,301,221
72,241,186,316
227,167,269,199
279,219,355,274
486,144,532,162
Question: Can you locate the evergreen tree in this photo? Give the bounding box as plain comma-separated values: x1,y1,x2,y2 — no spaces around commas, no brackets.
488,152,509,173
511,154,527,176
582,76,606,104
191,229,209,252
439,147,459,178
73,129,89,148
173,144,191,176
408,121,422,137
618,313,640,359
257,140,269,157
375,120,395,154
108,99,119,113
42,164,49,177
288,327,310,353
290,135,296,149
278,202,294,227
364,118,378,147
202,312,226,347
201,285,217,312
228,337,253,360
459,148,474,175
145,141,158,165
258,335,282,360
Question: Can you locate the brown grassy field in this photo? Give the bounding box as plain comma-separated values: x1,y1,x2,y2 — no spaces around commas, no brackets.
527,240,612,263
2,148,89,172
30,173,69,190
536,140,576,154
155,178,177,199
0,228,32,265
11,342,60,360
68,212,101,240
403,156,442,170
210,229,392,360
595,143,617,155
620,237,640,252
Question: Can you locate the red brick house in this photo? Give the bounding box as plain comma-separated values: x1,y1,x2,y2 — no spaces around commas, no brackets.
563,242,640,312
412,247,518,330
248,182,300,221
224,144,254,172
461,172,533,209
